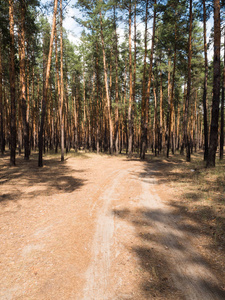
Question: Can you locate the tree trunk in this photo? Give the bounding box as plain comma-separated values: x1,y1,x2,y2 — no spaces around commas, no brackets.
167,24,177,158
99,10,113,154
128,0,133,157
140,0,149,159
9,0,16,165
140,0,156,159
82,61,87,151
159,67,164,153
20,0,29,160
133,0,137,154
203,0,209,161
220,27,224,160
207,0,221,167
183,0,192,162
95,42,100,154
114,5,119,155
73,73,78,152
0,32,4,155
60,0,64,161
38,0,58,167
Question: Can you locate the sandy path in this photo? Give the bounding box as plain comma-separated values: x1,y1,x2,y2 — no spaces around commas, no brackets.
0,154,225,299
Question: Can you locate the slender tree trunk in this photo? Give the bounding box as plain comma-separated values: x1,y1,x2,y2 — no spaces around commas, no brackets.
95,42,100,154
114,5,119,155
82,61,87,151
140,0,156,159
99,10,113,154
159,68,164,153
0,32,4,155
26,52,30,156
167,24,177,158
153,80,157,156
176,101,180,150
207,0,221,167
72,73,78,152
54,25,60,153
60,0,64,161
183,0,192,162
128,0,133,157
9,0,16,165
140,0,149,159
220,28,225,160
20,0,29,160
203,0,209,161
38,0,58,167
133,0,137,154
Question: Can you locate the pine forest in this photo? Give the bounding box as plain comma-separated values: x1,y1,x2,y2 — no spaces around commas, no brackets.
0,0,224,167
1,1,225,299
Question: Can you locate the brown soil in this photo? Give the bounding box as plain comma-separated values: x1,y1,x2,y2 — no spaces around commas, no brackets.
0,152,225,299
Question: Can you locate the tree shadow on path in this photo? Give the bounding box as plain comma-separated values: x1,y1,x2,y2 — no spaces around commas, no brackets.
0,154,86,208
114,154,225,299
112,205,225,299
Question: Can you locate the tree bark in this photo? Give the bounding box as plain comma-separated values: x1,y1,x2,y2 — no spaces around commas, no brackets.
207,0,221,167
95,42,100,154
140,0,149,159
167,24,177,158
183,0,192,162
203,0,209,161
60,0,64,161
159,67,164,153
133,0,137,154
140,0,156,159
38,0,58,167
9,0,16,165
99,10,113,154
19,0,29,160
114,5,119,155
220,27,224,160
128,0,133,157
0,32,4,154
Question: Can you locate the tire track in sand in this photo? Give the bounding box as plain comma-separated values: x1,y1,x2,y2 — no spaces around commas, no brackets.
82,169,127,300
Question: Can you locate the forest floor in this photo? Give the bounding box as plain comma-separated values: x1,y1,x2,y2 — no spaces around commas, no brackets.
0,150,225,300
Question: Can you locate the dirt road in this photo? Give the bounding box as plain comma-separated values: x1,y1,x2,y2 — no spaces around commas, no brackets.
0,153,225,299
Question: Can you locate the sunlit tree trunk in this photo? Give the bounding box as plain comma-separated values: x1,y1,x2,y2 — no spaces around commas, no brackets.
133,0,137,154
38,0,58,167
153,79,157,156
114,5,119,155
128,0,133,157
140,0,149,159
72,73,78,152
99,10,113,154
159,67,164,153
95,42,100,154
60,0,64,161
82,61,86,151
167,24,177,158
